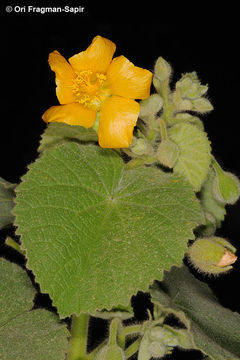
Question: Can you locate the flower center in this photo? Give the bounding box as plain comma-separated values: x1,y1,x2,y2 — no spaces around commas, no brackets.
72,70,111,111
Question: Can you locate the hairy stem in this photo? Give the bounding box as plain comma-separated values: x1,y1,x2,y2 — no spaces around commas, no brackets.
67,313,89,360
125,338,141,359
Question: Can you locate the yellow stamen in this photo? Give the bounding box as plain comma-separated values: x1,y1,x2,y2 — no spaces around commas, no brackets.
72,70,111,110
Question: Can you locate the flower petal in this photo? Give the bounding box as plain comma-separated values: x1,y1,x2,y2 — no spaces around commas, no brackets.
42,103,97,128
107,56,152,99
98,96,140,148
68,36,116,74
48,51,76,104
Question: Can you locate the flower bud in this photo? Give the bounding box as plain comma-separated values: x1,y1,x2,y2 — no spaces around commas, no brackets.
148,341,166,358
187,237,237,275
176,72,208,100
150,325,193,349
177,99,193,111
94,344,125,360
130,138,154,157
157,139,179,168
211,161,240,205
192,97,213,113
138,330,167,360
154,57,172,82
139,94,163,121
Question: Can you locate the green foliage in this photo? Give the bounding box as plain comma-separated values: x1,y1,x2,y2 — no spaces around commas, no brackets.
14,143,203,317
39,122,98,152
168,123,212,191
0,177,16,229
0,258,68,360
150,265,240,360
1,54,239,360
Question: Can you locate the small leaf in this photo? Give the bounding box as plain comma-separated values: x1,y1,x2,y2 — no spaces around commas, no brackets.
14,143,203,317
168,123,212,191
200,169,226,227
38,122,98,152
0,177,16,229
150,265,240,360
0,258,68,360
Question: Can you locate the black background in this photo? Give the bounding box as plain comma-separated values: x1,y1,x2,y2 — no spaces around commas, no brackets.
0,2,239,359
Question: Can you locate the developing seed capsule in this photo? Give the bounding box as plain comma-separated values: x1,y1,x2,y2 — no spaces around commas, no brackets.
211,160,240,205
187,237,237,275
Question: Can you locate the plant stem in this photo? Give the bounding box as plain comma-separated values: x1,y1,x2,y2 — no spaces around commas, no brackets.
5,237,26,256
159,118,168,141
125,338,141,359
109,318,120,345
120,324,143,337
87,340,107,360
67,313,89,360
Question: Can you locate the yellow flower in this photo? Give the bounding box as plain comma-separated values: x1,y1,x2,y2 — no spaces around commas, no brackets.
42,36,152,148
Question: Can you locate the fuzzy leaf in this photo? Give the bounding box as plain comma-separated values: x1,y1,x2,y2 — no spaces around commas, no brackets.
150,265,240,360
168,123,211,191
14,143,203,317
200,169,226,227
0,177,16,229
0,258,68,360
38,122,98,152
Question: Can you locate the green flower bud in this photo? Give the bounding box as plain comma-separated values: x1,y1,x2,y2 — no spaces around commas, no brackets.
139,94,163,121
150,325,193,349
177,99,193,111
176,72,208,100
187,237,237,275
130,138,154,157
154,57,172,82
211,160,240,204
94,344,125,360
150,326,178,346
192,97,213,113
148,341,166,358
157,139,179,168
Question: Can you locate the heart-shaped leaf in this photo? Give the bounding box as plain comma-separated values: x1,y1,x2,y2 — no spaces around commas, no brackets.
14,143,203,317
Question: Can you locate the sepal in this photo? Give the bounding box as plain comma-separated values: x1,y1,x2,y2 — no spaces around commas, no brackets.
157,139,179,168
212,160,240,204
139,94,163,121
187,236,237,275
94,344,125,360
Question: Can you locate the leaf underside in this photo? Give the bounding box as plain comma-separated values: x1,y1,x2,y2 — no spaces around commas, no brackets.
0,258,68,360
14,143,203,317
0,177,16,229
150,265,240,360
